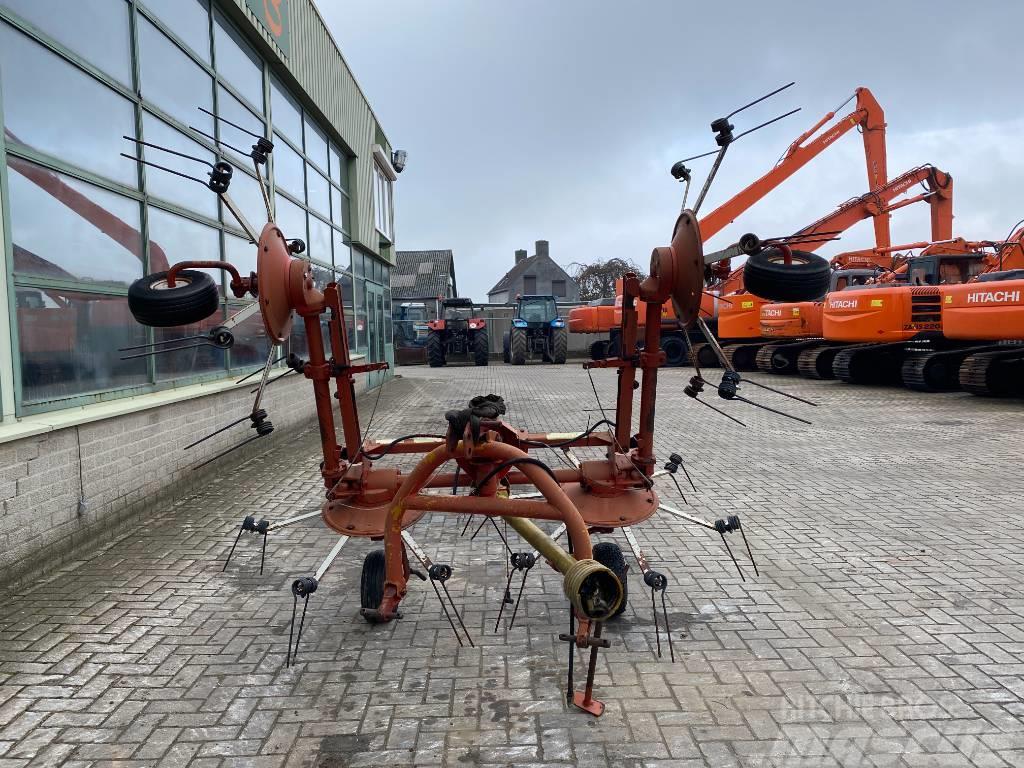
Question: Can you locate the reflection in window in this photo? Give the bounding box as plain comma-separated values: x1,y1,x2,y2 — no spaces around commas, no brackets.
306,165,330,217
224,233,257,279
216,86,266,167
18,290,148,404
333,231,351,273
374,162,394,239
223,167,270,235
147,207,223,293
274,193,306,244
331,186,351,232
213,13,264,111
329,144,348,190
307,214,332,265
354,278,367,353
4,0,133,83
142,114,218,219
0,23,137,186
138,17,213,135
155,305,227,380
303,117,328,170
338,272,356,350
7,158,143,286
269,76,301,142
271,134,304,199
140,0,211,63
228,303,272,369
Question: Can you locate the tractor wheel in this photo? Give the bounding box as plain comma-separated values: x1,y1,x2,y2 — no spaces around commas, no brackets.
589,340,608,360
661,335,686,366
473,332,490,366
425,331,446,367
128,270,219,327
510,328,527,365
552,328,568,364
360,549,386,623
502,332,511,363
743,249,830,303
592,541,628,618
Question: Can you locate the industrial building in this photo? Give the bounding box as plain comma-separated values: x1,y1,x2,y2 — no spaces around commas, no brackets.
0,0,399,581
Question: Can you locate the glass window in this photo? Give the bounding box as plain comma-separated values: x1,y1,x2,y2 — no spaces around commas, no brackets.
7,158,143,287
0,24,137,186
552,279,567,297
147,207,223,294
274,193,305,245
269,76,301,143
338,272,356,350
303,117,328,170
306,165,330,217
383,289,392,345
141,114,218,219
216,86,265,167
374,162,393,239
382,265,390,285
138,17,213,135
307,214,331,265
331,186,350,232
352,251,364,278
18,289,148,404
333,230,351,272
140,0,211,63
354,277,366,353
228,303,272,369
271,134,304,199
222,167,269,236
154,307,227,380
4,0,133,84
329,145,343,187
224,233,257,282
213,13,263,111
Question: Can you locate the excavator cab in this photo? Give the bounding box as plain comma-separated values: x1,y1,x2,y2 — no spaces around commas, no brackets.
907,254,986,286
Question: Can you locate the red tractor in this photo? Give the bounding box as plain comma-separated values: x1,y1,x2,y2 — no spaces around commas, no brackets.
425,298,490,367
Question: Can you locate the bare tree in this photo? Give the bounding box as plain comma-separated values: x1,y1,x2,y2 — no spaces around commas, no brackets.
570,258,647,301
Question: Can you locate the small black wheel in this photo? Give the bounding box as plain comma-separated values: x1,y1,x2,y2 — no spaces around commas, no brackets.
743,248,830,303
473,332,490,366
128,270,219,327
425,331,446,367
661,335,686,366
592,541,628,618
589,339,608,360
360,549,386,623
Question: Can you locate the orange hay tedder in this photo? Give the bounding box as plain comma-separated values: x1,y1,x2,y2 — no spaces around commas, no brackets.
121,85,824,715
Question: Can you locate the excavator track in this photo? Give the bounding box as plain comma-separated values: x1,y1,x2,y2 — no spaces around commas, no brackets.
722,342,769,372
797,345,843,379
833,342,911,386
755,339,828,375
690,342,721,368
959,346,1024,397
901,345,1004,392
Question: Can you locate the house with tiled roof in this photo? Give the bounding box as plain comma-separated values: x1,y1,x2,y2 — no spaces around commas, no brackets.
392,250,457,301
486,240,579,304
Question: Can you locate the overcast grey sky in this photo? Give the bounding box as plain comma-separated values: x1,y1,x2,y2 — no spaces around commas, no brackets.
324,1,1024,301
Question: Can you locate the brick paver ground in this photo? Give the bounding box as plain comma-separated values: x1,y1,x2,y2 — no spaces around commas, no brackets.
2,362,1024,768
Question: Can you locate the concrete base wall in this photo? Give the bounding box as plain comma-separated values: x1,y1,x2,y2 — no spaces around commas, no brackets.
0,372,371,588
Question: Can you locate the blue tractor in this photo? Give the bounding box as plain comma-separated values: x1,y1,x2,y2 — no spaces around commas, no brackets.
502,295,568,365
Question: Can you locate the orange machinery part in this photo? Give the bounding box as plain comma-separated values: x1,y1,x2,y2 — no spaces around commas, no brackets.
940,227,1024,340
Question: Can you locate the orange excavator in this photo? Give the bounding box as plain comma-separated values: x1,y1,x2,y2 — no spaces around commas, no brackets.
932,227,1024,395
745,164,954,375
570,86,889,363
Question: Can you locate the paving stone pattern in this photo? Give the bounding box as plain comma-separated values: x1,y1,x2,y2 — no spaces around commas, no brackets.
1,363,1023,767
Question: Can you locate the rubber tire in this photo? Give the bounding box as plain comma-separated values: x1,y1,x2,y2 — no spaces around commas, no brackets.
607,335,621,359
425,331,446,367
502,332,511,363
589,340,608,361
128,270,219,327
510,328,527,365
552,328,568,364
661,335,686,366
473,332,490,366
360,549,386,623
592,542,628,618
743,249,830,303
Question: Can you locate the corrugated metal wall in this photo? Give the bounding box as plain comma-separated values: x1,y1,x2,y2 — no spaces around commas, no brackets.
221,0,389,261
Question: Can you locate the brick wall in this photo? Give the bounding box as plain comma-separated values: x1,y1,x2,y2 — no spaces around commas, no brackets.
0,372,371,587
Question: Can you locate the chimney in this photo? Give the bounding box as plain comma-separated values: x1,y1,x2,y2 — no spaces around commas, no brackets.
514,249,527,264
535,240,549,260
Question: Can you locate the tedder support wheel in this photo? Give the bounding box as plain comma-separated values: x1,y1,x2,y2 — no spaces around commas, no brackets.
743,249,830,303
552,328,568,364
360,549,386,623
425,331,446,367
128,270,219,327
473,332,490,366
510,327,527,365
589,339,608,360
592,541,628,618
661,335,686,366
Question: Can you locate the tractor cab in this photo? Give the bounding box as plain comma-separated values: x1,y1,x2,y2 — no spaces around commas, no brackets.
515,295,560,327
